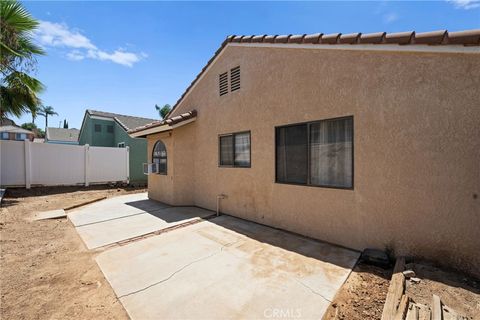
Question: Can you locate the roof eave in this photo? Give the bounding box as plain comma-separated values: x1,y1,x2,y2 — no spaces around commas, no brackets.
129,117,196,138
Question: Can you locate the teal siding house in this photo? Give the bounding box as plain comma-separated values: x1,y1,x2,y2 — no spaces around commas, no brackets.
78,110,157,185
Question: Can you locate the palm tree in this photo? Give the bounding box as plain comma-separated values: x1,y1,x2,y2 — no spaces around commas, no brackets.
0,0,45,119
38,105,58,130
155,104,171,119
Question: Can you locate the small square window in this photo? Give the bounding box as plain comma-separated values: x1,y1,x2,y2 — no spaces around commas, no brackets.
219,131,250,167
1,132,9,140
94,124,101,132
107,125,114,133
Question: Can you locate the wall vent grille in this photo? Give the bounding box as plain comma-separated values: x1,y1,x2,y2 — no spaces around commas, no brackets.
219,72,229,96
230,66,240,92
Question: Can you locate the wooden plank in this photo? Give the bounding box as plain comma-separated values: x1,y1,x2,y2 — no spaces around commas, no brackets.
64,196,107,211
381,257,406,320
432,294,442,320
394,295,410,320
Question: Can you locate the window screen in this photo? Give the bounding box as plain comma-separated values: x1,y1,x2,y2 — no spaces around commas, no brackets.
107,125,114,133
276,116,353,189
219,131,250,167
276,124,308,184
94,124,101,132
152,140,167,175
219,135,234,166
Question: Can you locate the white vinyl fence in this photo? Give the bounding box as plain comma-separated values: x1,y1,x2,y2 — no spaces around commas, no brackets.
0,140,129,188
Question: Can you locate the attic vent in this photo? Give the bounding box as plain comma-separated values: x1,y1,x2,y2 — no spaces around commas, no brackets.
230,66,240,92
219,72,228,96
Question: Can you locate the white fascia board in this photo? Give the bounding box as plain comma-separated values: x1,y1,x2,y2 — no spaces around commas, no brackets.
228,42,480,54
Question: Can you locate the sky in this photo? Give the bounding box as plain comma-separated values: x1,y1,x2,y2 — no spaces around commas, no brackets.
11,0,480,129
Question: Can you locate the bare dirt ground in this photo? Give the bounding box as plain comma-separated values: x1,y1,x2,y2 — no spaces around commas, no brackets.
0,186,145,320
405,261,480,319
324,260,480,320
323,261,392,319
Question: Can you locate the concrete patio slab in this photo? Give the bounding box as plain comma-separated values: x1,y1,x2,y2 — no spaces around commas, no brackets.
69,192,214,249
96,215,360,319
68,193,169,226
33,209,66,220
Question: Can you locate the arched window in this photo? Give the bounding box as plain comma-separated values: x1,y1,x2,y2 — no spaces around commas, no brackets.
152,140,167,175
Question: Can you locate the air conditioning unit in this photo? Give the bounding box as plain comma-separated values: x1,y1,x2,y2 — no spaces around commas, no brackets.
143,163,158,175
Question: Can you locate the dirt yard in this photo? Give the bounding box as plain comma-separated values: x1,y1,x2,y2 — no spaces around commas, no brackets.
323,262,392,319
324,260,480,320
0,186,145,320
2,186,479,320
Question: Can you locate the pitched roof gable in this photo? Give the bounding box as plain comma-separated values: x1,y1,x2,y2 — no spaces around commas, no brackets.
164,29,480,120
86,109,157,131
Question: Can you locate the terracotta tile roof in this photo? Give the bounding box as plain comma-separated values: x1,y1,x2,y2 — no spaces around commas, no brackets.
228,29,480,46
128,110,197,134
162,29,479,120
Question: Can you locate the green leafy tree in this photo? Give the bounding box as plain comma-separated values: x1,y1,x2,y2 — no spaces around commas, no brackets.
21,121,44,138
0,0,45,119
38,105,58,130
155,104,171,119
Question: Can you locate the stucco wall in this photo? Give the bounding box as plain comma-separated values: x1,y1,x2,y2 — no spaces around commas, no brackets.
147,45,480,276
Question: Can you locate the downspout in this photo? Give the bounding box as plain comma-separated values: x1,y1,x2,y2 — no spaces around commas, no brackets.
216,194,227,216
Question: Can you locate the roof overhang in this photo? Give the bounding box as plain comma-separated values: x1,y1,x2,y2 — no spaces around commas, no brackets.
162,29,480,120
129,110,197,138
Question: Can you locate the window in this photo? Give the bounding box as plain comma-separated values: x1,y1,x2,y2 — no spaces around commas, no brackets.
219,131,250,167
94,124,101,132
16,133,27,141
152,140,167,175
276,116,353,189
107,125,114,133
118,142,125,148
1,132,8,140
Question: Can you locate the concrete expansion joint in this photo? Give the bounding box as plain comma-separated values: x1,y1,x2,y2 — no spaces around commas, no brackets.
292,278,332,303
117,239,241,300
75,212,146,228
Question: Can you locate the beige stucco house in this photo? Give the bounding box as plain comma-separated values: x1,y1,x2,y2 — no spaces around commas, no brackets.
130,30,480,277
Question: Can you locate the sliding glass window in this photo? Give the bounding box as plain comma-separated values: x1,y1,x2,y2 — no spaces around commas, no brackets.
276,116,353,189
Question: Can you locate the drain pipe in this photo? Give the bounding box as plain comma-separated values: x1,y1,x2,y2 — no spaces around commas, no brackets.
216,194,227,216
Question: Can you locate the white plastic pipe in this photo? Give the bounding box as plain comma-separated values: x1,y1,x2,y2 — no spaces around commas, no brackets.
216,194,227,216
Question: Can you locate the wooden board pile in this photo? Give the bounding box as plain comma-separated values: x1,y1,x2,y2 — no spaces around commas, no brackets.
381,257,469,320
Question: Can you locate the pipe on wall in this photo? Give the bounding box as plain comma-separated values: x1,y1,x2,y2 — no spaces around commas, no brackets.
216,194,227,216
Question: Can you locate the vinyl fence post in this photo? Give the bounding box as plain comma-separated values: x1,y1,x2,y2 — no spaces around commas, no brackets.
126,146,130,185
84,144,90,187
24,139,31,189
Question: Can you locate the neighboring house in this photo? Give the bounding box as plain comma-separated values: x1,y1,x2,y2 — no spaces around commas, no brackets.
129,30,480,277
45,127,80,145
78,109,156,185
0,118,34,141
